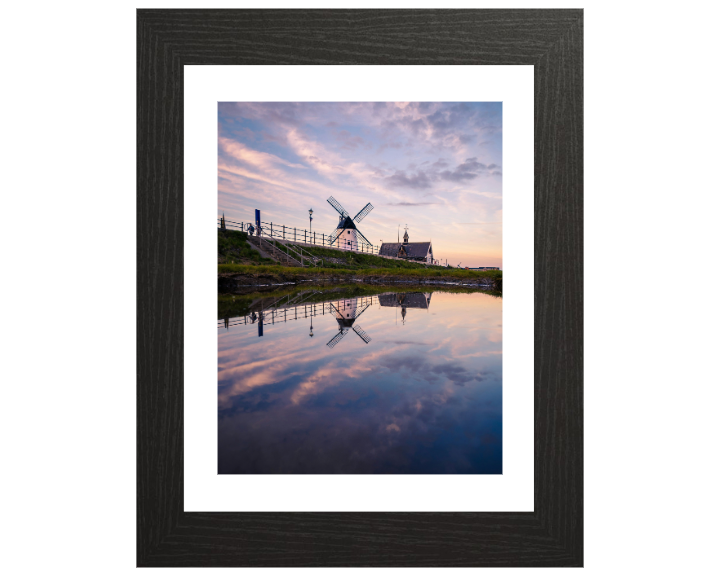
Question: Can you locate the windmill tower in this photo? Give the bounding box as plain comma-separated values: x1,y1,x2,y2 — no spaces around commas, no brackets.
326,196,374,251
326,298,372,348
335,298,357,322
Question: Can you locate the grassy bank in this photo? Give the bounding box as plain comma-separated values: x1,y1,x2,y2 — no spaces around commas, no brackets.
218,262,501,281
225,226,434,270
217,228,502,294
219,229,495,273
218,229,275,265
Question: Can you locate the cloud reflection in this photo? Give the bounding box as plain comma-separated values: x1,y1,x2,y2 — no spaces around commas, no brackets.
218,291,502,474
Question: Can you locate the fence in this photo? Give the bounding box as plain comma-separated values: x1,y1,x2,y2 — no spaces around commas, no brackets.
219,217,380,255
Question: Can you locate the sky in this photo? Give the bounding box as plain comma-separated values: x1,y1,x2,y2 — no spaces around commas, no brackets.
218,102,502,268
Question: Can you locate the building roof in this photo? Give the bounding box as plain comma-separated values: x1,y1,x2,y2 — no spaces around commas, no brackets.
379,242,432,258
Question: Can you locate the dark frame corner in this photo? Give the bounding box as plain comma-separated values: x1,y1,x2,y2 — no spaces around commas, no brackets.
137,8,583,567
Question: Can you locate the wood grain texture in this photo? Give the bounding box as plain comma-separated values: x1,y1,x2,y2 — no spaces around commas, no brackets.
137,9,583,567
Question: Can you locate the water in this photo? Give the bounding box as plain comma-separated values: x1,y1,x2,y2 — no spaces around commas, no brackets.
218,287,502,474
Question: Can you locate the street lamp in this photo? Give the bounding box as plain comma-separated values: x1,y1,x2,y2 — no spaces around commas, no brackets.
309,208,313,236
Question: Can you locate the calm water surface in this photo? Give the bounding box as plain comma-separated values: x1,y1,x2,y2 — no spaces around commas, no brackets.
218,288,502,474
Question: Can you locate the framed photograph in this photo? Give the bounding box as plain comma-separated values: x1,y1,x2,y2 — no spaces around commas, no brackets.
138,9,583,567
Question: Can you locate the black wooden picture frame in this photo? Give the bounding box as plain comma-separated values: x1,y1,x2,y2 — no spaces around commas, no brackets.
137,9,583,567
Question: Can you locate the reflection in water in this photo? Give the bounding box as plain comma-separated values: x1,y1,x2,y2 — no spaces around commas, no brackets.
327,298,372,348
378,292,432,324
218,288,502,474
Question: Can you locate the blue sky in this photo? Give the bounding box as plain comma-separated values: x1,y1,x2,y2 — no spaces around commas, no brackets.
218,102,502,267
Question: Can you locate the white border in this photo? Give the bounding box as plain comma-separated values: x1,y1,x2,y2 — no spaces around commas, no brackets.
184,66,533,511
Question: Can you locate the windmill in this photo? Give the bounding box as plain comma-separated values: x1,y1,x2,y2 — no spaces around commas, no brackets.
326,298,372,348
326,196,374,251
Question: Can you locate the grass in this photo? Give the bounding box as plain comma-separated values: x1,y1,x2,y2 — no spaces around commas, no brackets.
218,262,501,281
218,229,275,265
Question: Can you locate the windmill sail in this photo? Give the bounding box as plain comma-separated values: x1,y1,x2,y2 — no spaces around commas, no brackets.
327,196,349,218
352,325,371,344
327,229,341,245
355,228,372,247
351,301,372,319
353,202,374,223
326,329,347,348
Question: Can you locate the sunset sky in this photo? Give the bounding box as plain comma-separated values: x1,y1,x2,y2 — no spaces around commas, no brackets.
218,102,502,268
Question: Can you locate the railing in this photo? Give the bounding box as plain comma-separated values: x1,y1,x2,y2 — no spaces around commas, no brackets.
250,234,303,266
265,237,321,268
219,218,380,255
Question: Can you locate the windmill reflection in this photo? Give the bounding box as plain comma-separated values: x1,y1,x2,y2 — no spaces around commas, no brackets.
219,290,433,340
326,299,372,348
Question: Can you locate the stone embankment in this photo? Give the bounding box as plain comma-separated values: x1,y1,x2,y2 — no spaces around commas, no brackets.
218,271,501,293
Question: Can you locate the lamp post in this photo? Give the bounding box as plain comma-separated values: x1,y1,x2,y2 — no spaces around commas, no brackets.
309,208,313,237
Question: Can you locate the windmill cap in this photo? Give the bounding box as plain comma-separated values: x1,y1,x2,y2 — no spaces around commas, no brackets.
340,216,357,230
